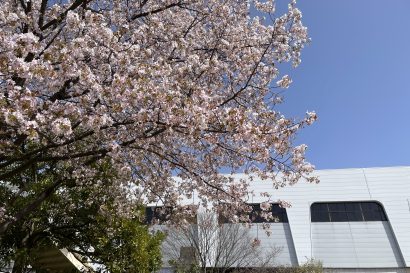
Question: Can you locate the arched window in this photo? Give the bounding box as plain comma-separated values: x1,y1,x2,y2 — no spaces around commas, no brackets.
311,201,387,222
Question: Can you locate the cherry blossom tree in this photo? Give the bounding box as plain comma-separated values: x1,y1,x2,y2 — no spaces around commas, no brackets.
0,0,317,236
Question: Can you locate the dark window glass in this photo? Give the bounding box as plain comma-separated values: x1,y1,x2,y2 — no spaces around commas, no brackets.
272,204,288,223
345,203,361,211
311,203,328,212
379,209,387,221
250,205,264,223
347,211,363,221
145,206,172,224
330,212,348,222
361,202,387,221
245,203,289,223
145,207,154,224
311,202,387,222
328,203,346,212
363,210,382,221
249,204,260,223
311,210,330,222
361,202,380,211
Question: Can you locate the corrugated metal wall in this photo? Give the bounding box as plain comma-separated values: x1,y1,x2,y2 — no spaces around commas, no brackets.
243,166,410,268
158,166,410,270
248,223,298,266
312,221,403,267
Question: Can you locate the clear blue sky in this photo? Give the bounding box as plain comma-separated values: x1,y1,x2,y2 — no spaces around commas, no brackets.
275,0,410,170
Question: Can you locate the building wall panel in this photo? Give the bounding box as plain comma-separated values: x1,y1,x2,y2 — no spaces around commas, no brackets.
158,167,410,270
312,222,403,268
242,167,410,268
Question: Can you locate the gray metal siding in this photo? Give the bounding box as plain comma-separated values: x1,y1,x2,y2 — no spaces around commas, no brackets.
158,167,410,270
312,222,404,268
248,223,298,266
242,166,410,268
363,167,410,266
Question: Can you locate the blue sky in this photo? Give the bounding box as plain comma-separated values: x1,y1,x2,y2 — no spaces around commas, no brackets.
275,0,410,170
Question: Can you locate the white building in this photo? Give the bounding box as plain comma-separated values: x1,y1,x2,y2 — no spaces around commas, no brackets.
156,166,410,273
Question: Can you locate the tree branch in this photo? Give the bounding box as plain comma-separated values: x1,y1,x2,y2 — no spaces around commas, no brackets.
41,0,90,31
130,1,183,20
38,0,48,28
0,178,65,236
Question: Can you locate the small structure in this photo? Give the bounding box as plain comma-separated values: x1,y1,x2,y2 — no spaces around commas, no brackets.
29,246,90,273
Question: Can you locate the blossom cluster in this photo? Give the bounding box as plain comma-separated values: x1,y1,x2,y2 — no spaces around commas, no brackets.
0,0,316,224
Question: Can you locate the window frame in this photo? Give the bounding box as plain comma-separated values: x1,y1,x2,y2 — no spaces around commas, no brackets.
311,201,387,223
145,206,198,224
219,203,289,224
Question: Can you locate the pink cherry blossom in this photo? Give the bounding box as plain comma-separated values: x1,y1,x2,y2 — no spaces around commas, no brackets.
0,0,317,231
